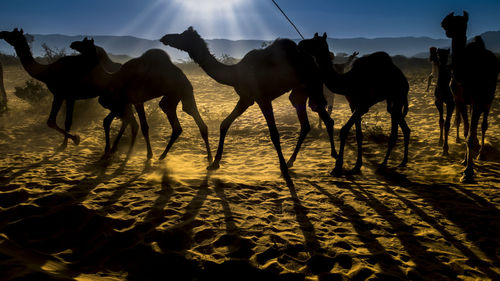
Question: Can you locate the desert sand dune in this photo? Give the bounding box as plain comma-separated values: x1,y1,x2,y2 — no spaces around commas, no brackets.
0,67,499,280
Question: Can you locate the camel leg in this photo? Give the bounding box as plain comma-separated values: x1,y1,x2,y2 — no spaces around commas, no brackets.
318,106,336,159
208,97,253,170
477,106,490,161
287,102,310,168
124,105,139,160
181,96,212,163
435,99,444,146
457,103,469,165
258,101,289,179
443,102,455,156
426,74,433,92
102,111,116,158
46,96,77,151
111,119,127,153
331,109,364,176
461,108,481,183
135,103,153,159
381,110,401,168
159,97,182,160
352,117,363,173
399,117,410,167
455,107,461,143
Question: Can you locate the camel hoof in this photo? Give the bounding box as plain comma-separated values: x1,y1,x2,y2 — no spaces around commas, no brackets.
158,153,167,161
146,152,153,159
286,159,294,168
330,167,342,177
398,160,408,168
56,143,67,152
207,155,213,164
438,139,443,146
460,173,476,184
72,135,81,146
207,162,220,170
350,167,361,175
441,150,449,157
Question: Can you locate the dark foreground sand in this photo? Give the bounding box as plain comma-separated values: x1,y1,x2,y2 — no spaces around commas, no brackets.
1,66,499,280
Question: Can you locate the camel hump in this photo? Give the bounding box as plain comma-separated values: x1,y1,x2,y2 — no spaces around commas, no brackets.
352,52,393,69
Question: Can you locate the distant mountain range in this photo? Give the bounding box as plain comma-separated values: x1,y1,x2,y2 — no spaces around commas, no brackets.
1,31,499,62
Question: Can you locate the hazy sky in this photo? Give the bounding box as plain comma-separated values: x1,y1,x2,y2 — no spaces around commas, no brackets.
1,0,500,40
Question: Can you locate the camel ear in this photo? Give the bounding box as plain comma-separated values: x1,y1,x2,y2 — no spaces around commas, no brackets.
84,37,88,41
13,28,18,32
90,38,94,43
188,26,194,31
447,12,454,17
463,11,469,20
314,32,318,38
20,29,24,34
322,32,327,39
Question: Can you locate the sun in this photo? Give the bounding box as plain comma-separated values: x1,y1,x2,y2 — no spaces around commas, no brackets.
173,0,248,13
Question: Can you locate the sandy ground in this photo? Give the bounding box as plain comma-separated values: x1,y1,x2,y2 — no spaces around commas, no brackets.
0,65,499,281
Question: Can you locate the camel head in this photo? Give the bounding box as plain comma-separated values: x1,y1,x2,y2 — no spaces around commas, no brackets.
160,26,203,53
70,37,97,57
436,48,450,66
0,28,29,47
441,11,468,38
298,32,332,67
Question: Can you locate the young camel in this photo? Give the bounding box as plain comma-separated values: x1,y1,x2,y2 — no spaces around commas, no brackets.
70,38,211,162
0,62,7,114
0,28,107,150
434,48,455,156
160,27,336,178
441,12,500,183
299,33,410,176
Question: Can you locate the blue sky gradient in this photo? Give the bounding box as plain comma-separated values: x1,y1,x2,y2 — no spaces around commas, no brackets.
1,0,500,39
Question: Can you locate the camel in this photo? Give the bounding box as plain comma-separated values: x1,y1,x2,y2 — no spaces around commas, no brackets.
434,48,455,155
426,47,439,92
318,51,358,128
441,11,500,183
0,62,7,114
70,38,211,162
0,28,103,150
160,27,336,178
298,33,410,176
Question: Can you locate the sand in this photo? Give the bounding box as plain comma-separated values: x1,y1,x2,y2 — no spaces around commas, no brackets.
0,66,499,280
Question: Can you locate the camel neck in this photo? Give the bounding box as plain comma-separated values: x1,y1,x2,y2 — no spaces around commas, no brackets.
188,41,237,86
318,59,349,95
450,35,467,81
14,42,48,81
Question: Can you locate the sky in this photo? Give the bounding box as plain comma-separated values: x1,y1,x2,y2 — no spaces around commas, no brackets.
1,0,500,40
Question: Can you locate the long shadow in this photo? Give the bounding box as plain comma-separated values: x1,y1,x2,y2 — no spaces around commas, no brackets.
0,152,69,187
378,181,500,280
374,169,500,272
340,180,458,279
285,177,323,255
212,179,255,259
306,179,407,279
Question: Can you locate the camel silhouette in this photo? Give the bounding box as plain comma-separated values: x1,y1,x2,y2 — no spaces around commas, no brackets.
434,48,456,156
0,28,103,150
426,47,439,92
160,27,336,178
70,38,211,161
441,11,500,183
318,51,358,128
298,33,410,176
0,62,7,114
